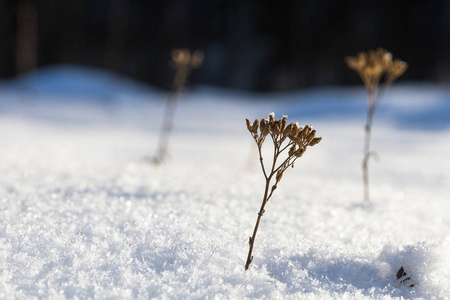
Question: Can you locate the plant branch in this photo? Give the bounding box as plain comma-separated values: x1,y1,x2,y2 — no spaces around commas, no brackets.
245,176,271,270
279,140,293,154
152,49,203,165
345,48,407,202
244,114,321,270
362,88,375,201
270,134,279,173
257,145,268,180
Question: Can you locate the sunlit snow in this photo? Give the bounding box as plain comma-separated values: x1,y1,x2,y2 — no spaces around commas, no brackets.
1,66,450,299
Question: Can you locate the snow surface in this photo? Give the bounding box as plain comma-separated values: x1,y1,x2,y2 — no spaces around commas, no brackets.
1,66,450,299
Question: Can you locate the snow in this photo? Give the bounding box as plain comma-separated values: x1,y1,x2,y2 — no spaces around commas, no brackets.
1,66,450,299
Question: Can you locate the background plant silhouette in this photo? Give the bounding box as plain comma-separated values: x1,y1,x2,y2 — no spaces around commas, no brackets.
153,48,203,164
345,48,407,201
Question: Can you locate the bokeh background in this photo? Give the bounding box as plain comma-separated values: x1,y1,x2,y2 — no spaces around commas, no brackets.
1,0,450,91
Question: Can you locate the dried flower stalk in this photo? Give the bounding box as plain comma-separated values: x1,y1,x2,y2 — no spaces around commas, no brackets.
345,48,407,201
244,113,322,270
153,48,204,164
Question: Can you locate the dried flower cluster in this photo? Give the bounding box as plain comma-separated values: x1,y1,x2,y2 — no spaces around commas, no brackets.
345,48,407,201
153,48,203,165
244,113,321,270
172,48,204,69
245,114,321,167
345,48,408,92
169,48,203,94
171,49,204,91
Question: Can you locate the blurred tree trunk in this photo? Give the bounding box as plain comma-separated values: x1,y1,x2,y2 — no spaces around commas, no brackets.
16,0,38,74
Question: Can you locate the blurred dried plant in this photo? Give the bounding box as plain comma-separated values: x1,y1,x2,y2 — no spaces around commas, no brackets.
244,113,322,270
345,48,407,201
153,48,204,164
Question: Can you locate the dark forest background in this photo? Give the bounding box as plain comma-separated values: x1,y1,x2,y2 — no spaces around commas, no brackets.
1,0,450,91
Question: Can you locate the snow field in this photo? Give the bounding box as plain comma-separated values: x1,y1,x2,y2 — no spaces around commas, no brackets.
1,71,450,298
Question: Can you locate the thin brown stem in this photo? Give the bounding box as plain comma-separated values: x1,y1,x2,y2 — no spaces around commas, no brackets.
279,140,293,154
374,80,391,111
265,180,278,204
245,176,271,270
245,133,280,270
153,67,188,164
271,134,279,173
244,139,297,270
363,88,375,201
244,115,322,270
274,153,294,174
257,145,268,179
346,49,407,202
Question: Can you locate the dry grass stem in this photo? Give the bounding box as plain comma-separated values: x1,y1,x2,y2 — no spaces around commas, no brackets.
345,48,407,201
153,48,204,165
244,113,322,270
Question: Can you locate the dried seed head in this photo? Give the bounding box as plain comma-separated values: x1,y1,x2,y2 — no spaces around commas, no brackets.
346,48,406,91
380,51,393,70
190,50,204,69
171,48,204,70
252,119,259,134
280,116,287,132
362,64,384,90
291,123,299,138
299,125,310,139
273,121,281,135
284,123,293,137
309,137,322,146
295,147,306,157
172,48,191,67
260,119,269,136
368,48,388,67
295,128,303,139
306,130,316,143
365,64,384,78
269,120,281,135
269,121,275,134
288,145,296,156
245,119,253,133
247,114,322,162
345,51,368,73
387,59,408,82
345,56,363,72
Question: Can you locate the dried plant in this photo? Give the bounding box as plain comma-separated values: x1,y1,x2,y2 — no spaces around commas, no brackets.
396,266,415,287
244,113,322,270
153,48,204,164
345,48,407,201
